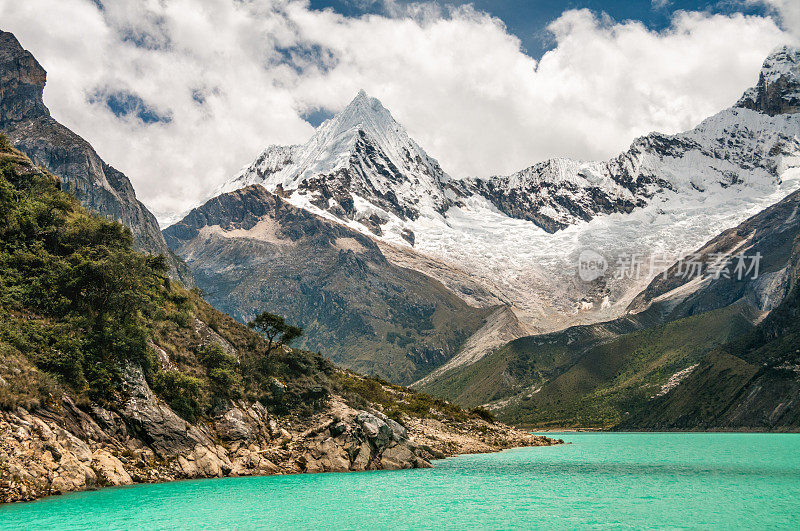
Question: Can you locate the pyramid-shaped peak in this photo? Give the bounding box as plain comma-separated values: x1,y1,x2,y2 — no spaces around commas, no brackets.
312,89,404,147
337,90,392,123
759,45,800,83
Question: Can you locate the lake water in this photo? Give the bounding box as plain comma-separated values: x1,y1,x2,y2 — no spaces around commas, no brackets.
2,433,799,529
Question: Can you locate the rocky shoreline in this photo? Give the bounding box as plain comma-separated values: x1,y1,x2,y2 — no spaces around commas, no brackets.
1,367,559,504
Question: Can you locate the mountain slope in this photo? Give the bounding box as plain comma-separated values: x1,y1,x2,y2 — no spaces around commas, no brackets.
420,186,800,429
215,46,800,335
628,188,800,320
0,138,556,503
619,230,800,431
163,184,493,384
0,30,191,285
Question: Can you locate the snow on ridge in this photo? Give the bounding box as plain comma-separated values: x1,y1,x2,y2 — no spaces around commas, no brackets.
205,47,800,333
756,45,799,85
218,90,451,224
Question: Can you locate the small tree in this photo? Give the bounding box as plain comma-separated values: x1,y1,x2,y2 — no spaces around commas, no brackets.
248,311,303,354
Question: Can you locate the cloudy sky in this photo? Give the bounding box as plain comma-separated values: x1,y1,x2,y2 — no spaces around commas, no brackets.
1,0,798,225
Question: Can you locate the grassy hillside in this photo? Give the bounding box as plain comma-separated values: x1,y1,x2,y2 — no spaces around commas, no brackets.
418,325,612,408
621,239,800,431
502,304,756,428
423,300,756,429
0,134,490,427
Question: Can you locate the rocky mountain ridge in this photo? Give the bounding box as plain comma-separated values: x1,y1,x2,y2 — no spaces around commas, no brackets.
463,45,800,233
221,46,800,237
220,90,452,243
163,184,493,384
208,45,800,336
0,30,191,285
737,45,800,116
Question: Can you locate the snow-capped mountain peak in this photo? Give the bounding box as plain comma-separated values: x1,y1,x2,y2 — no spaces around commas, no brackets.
315,89,399,151
737,45,800,116
211,46,800,333
219,90,452,240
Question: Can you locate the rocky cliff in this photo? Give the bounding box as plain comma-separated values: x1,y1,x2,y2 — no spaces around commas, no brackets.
737,45,800,116
0,138,557,504
0,30,191,285
1,369,552,504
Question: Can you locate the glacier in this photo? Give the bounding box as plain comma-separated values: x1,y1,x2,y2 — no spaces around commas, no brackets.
213,45,800,334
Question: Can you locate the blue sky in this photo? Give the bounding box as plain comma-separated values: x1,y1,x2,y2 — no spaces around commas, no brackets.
308,1,772,58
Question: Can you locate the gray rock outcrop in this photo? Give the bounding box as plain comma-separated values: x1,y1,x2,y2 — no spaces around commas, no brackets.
0,30,192,285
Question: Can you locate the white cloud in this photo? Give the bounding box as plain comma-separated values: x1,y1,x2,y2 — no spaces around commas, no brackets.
0,0,794,224
749,0,800,38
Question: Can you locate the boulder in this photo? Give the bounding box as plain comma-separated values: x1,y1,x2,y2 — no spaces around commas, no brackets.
329,422,347,437
380,444,416,470
119,364,208,458
50,453,96,494
385,418,408,441
215,407,253,441
351,441,372,471
92,450,133,486
298,453,324,473
356,412,393,448
315,438,351,472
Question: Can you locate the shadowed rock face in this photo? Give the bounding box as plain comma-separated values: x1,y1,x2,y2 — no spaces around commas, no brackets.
0,32,47,123
737,46,800,116
0,30,192,285
627,188,800,321
164,185,492,384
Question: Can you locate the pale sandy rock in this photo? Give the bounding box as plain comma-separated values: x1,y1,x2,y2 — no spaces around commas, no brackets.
299,453,324,473
0,374,558,504
92,450,133,486
50,453,95,494
351,441,372,470
315,437,351,472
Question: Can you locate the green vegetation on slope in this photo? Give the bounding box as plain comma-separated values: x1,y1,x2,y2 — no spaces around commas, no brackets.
622,243,800,431
0,135,486,427
423,299,756,429
418,325,609,408
0,136,334,418
501,303,756,428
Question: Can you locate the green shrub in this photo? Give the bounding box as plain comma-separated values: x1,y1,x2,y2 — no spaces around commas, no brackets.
469,406,496,423
152,370,207,422
198,343,242,400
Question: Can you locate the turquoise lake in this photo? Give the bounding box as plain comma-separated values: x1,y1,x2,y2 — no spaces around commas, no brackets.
2,433,799,529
